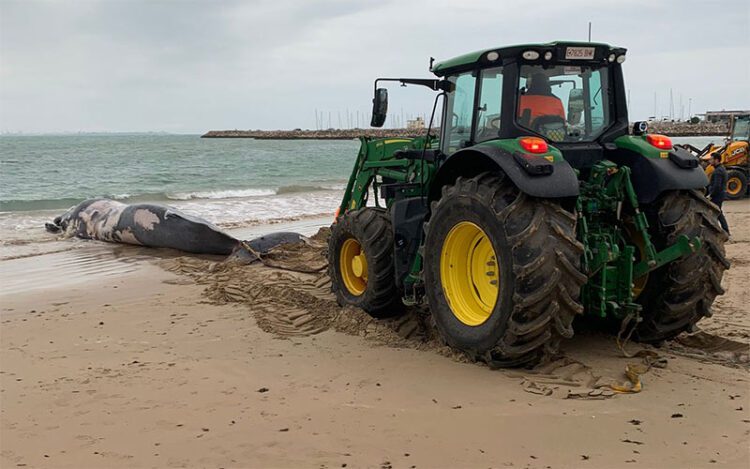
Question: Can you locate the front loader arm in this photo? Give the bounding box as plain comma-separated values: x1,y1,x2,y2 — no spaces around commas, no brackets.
338,141,372,215
337,136,437,217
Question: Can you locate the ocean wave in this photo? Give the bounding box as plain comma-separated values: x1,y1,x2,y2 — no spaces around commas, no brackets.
166,188,276,200
0,194,178,212
275,184,346,194
165,184,345,199
1,185,348,212
0,191,274,211
0,198,88,212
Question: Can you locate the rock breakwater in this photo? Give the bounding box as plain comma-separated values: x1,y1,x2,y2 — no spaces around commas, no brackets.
202,121,729,139
201,129,427,139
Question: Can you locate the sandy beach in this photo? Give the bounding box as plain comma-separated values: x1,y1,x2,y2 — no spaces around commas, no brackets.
1,205,749,468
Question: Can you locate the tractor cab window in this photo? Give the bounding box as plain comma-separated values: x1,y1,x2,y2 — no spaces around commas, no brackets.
443,71,476,154
475,67,504,143
517,64,612,142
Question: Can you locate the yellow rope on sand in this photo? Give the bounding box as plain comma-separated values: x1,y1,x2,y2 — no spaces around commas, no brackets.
609,313,668,394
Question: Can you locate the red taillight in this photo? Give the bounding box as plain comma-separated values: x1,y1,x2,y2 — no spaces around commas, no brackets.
646,134,672,150
519,137,548,154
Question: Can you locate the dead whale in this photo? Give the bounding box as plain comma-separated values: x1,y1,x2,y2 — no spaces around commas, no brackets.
45,198,305,259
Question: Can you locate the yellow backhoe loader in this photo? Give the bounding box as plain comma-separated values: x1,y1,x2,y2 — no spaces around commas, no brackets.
678,114,749,199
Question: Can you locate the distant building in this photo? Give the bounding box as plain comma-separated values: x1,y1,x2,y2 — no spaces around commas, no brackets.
700,110,750,124
406,116,425,130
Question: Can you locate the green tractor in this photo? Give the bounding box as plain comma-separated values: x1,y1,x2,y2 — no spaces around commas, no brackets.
328,42,729,367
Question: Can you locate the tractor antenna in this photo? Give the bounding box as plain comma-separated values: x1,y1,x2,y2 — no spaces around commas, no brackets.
588,22,592,42
429,57,435,71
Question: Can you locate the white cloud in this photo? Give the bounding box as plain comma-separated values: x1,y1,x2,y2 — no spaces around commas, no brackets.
0,0,748,132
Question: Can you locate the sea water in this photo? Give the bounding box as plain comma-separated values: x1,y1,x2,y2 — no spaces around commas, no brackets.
0,133,724,248
0,135,358,245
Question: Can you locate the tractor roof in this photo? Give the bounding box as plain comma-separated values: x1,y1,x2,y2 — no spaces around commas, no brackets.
431,41,625,76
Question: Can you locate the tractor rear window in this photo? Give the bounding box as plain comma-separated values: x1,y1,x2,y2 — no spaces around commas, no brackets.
517,64,612,142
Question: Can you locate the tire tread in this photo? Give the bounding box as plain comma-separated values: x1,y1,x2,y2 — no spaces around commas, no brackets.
635,190,729,342
426,172,586,367
328,208,402,318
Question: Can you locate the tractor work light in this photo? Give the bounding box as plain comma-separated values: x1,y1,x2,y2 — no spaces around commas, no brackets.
519,137,549,154
646,134,673,150
522,50,540,60
608,53,616,62
544,51,552,60
486,51,500,62
616,54,626,63
633,121,649,135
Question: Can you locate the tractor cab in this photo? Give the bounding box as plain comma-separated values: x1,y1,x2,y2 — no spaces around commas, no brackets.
432,43,629,170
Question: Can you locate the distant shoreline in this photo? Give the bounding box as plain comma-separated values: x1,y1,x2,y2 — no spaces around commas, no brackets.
201,129,428,140
202,122,730,139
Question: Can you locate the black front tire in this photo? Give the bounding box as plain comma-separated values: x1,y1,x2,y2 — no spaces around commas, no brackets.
328,208,402,318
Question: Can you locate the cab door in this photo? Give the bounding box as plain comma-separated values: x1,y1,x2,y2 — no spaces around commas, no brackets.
441,71,477,155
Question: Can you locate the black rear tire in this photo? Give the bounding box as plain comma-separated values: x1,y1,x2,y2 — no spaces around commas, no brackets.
635,190,730,342
328,208,402,318
423,173,586,368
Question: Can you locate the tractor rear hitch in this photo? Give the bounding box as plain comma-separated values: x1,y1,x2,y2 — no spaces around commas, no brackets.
633,235,701,279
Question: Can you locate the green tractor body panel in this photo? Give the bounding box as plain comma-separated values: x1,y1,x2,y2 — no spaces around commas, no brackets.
335,41,711,321
475,138,564,162
612,136,709,203
615,135,670,159
439,140,579,199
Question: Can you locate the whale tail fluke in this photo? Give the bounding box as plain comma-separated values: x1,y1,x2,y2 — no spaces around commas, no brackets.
225,243,261,265
224,232,307,266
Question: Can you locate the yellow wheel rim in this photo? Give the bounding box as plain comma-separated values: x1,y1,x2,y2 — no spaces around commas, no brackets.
340,238,368,296
627,228,649,300
440,221,499,326
727,177,742,196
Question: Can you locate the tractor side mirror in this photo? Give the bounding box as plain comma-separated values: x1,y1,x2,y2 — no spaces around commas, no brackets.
567,89,584,125
371,88,388,127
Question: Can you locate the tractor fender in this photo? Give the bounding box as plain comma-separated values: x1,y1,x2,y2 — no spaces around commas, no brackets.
430,146,579,201
610,149,708,204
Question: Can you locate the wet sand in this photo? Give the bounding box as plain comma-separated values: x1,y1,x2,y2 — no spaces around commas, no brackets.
1,205,749,468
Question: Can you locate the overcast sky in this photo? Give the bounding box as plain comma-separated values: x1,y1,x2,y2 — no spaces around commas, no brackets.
1,0,748,133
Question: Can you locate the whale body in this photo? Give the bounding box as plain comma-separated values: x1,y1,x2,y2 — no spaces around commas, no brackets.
46,198,305,259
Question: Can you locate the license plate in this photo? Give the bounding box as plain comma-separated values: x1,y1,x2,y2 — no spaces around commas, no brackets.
565,47,595,60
